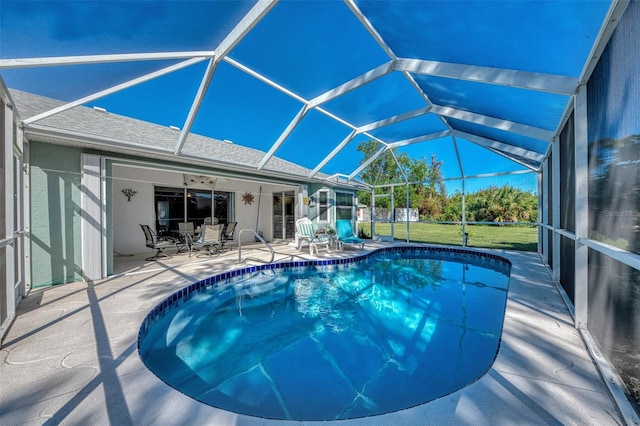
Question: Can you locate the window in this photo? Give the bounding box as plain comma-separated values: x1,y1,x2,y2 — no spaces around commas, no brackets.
154,187,233,234
187,189,212,225
318,190,329,222
155,187,185,236
213,191,234,225
336,192,354,221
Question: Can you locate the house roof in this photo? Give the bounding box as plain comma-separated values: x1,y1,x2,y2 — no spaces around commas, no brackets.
0,0,628,184
10,88,342,186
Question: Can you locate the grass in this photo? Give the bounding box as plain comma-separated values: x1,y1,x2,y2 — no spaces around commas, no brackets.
358,222,538,252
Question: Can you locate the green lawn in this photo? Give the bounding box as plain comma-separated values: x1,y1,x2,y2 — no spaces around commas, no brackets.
358,222,538,252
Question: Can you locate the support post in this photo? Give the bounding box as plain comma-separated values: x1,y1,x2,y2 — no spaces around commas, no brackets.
406,183,410,243
542,157,549,264
81,154,105,281
552,136,561,283
390,186,395,240
461,178,467,246
574,85,589,329
537,171,543,256
371,191,376,239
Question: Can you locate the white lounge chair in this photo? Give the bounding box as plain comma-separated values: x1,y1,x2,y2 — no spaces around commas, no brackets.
295,217,330,255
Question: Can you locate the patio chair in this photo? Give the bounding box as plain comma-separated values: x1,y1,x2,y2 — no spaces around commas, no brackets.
221,221,237,251
189,224,224,257
176,222,195,253
140,224,176,261
204,217,219,225
295,217,329,255
335,219,364,250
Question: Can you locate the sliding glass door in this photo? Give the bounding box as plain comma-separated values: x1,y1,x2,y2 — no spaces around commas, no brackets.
273,191,295,240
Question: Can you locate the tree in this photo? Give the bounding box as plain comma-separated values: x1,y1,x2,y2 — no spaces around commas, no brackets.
355,140,446,219
437,186,538,223
355,140,398,209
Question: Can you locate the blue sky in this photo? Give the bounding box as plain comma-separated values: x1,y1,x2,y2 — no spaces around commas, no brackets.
0,0,556,192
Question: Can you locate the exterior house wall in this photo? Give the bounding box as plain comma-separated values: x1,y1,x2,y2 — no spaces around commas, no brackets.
305,184,358,232
30,142,83,287
112,164,295,255
306,183,333,225
28,138,354,288
29,143,300,287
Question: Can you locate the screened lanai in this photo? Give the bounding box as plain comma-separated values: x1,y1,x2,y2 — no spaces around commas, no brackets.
1,0,639,423
1,0,619,178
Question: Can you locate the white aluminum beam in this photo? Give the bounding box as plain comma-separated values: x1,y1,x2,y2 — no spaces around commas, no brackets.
574,85,589,328
453,130,545,163
458,169,534,180
538,171,543,256
553,86,578,147
346,1,439,121
258,105,310,169
2,102,16,326
216,0,278,59
485,147,542,173
582,238,640,272
431,104,555,142
308,130,357,178
389,149,408,183
344,0,397,59
226,56,400,143
542,157,550,263
349,146,388,180
24,57,207,125
451,135,465,178
224,56,391,156
395,58,578,95
175,0,277,155
308,61,394,108
484,146,540,172
386,130,451,149
223,57,308,104
174,58,219,155
0,51,215,69
357,106,432,133
552,136,561,283
578,0,630,85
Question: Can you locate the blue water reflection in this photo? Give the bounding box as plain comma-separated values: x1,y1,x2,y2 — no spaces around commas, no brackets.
140,250,510,421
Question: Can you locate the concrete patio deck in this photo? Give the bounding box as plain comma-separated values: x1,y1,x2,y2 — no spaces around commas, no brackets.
0,242,624,425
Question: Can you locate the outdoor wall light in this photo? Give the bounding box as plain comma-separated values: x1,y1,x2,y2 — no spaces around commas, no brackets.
308,196,316,208
122,188,137,202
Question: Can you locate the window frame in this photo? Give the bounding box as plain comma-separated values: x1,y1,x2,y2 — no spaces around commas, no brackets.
154,187,234,233
317,189,330,223
335,191,355,221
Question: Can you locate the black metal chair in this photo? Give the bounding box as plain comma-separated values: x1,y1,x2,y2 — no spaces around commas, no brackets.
140,224,176,261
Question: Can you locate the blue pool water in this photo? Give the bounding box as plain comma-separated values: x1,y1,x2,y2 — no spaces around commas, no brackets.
139,247,511,421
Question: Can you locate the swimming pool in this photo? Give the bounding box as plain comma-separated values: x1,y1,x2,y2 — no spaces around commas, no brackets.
138,246,511,421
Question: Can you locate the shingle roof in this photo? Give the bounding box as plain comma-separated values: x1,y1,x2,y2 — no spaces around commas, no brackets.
10,89,330,182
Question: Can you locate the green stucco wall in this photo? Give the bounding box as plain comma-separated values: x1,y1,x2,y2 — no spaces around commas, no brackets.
307,184,334,224
30,142,83,287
